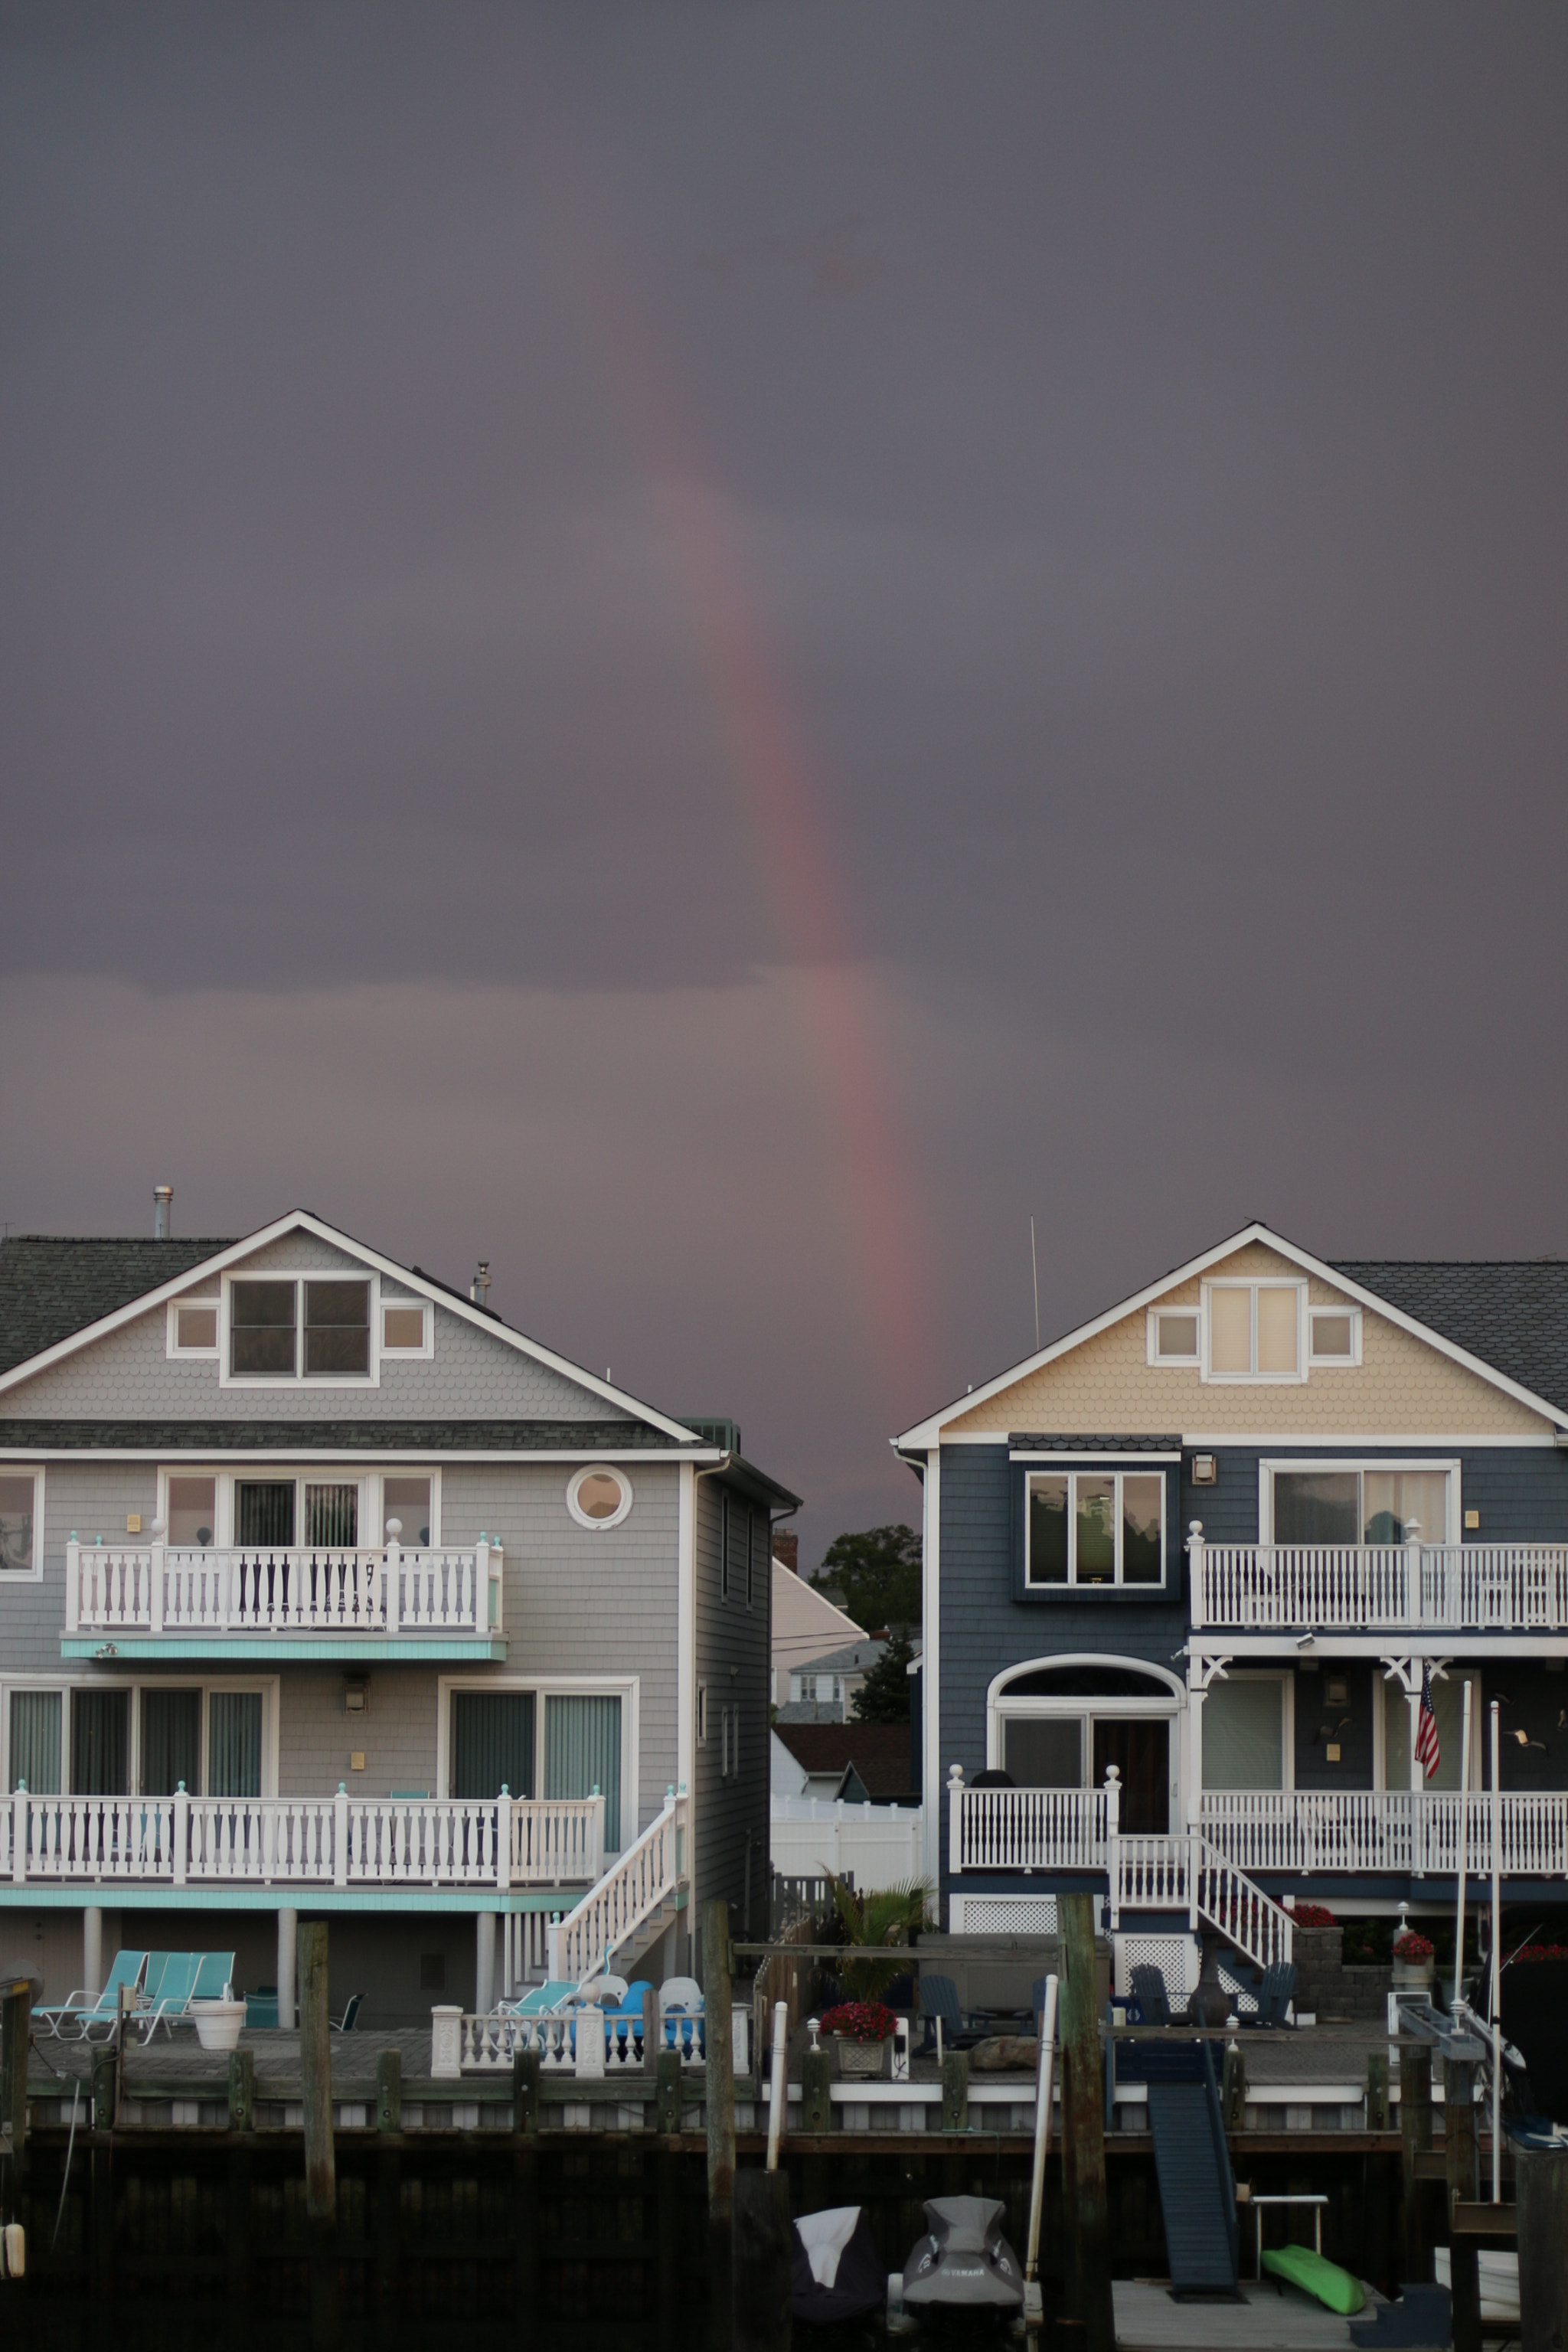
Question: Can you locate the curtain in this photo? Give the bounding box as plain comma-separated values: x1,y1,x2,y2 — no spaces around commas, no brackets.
141,1687,202,1794
71,1689,129,1795
1203,1678,1284,1790
450,1692,535,1800
9,1690,61,1793
1274,1472,1360,1545
305,1484,358,1548
1004,1716,1083,1787
209,1693,263,1797
1364,1472,1449,1547
237,1482,295,1547
545,1695,622,1847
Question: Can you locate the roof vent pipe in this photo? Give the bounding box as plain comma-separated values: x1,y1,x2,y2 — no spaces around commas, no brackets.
469,1261,491,1307
153,1186,173,1240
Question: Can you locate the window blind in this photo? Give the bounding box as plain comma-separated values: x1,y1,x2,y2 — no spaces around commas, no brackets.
545,1694,622,1847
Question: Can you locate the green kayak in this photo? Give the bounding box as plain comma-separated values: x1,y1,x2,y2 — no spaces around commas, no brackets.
1262,2245,1366,2314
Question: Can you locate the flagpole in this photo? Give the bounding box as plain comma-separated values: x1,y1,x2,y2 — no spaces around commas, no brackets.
1490,1698,1502,2203
1452,1674,1473,2011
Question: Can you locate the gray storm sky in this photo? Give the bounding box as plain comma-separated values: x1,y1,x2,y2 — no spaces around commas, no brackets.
2,4,1565,1565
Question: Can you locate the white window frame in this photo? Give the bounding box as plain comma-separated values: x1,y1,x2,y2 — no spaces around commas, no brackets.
1308,1305,1362,1366
1146,1306,1201,1367
1024,1468,1166,1589
218,1270,383,1390
0,1673,279,1798
0,1467,44,1581
697,1682,709,1745
165,1292,220,1360
436,1672,639,1854
1201,1279,1308,1383
984,1655,1184,1809
157,1468,443,1551
379,1296,433,1359
1258,1457,1459,1546
566,1463,633,1532
1198,1668,1295,1795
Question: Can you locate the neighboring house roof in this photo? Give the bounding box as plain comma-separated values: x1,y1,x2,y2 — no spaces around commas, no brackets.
770,1722,918,1802
893,1220,1568,1446
792,1638,890,1679
0,1240,237,1374
771,1557,867,1668
1330,1260,1568,1422
0,1419,684,1455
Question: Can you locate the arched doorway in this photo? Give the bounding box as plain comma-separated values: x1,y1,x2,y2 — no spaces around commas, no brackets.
987,1657,1184,1835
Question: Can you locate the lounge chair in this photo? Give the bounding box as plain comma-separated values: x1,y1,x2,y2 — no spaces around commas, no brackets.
191,1952,236,2001
1244,1961,1298,2030
332,1992,364,2032
505,1980,575,2017
917,1972,990,2053
135,1952,200,2040
1128,1964,1174,2027
36,1949,148,2040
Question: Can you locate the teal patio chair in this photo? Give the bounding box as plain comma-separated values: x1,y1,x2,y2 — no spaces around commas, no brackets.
135,1952,200,2040
191,1952,236,2001
36,1949,148,2040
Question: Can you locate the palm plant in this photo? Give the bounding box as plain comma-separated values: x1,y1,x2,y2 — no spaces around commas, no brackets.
824,1872,934,2000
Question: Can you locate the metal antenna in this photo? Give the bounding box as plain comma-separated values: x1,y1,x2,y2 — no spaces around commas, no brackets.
1031,1216,1040,1352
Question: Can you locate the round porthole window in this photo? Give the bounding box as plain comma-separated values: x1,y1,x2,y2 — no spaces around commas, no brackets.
567,1465,632,1530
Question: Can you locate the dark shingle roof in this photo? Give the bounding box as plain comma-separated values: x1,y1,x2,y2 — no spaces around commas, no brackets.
0,1419,675,1453
772,1721,918,1802
0,1238,235,1374
1333,1260,1568,1418
1008,1432,1181,1451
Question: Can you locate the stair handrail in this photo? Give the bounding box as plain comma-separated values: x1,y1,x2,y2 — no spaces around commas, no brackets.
1189,1834,1294,1970
547,1788,687,1983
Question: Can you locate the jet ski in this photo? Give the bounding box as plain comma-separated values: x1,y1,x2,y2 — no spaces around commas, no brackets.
902,2196,1025,2318
790,2205,887,2325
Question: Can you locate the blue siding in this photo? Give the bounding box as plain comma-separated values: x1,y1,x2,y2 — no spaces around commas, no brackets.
1185,1444,1568,1546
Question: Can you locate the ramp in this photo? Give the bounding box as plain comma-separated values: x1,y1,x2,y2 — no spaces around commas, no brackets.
1146,2043,1240,2296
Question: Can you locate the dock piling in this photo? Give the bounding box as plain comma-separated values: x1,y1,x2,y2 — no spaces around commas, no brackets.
733,2167,792,2352
1058,1893,1113,2352
802,2040,832,2133
1516,2141,1568,2352
705,1896,736,2350
511,2046,537,2135
940,2048,969,2132
377,2045,403,2132
1399,2042,1433,2284
1443,2058,1481,2352
228,2046,254,2133
298,1919,338,2352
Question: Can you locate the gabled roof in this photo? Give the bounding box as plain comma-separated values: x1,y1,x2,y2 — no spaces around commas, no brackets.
0,1239,237,1374
1331,1260,1568,1422
770,1720,919,1801
893,1221,1568,1448
0,1211,702,1446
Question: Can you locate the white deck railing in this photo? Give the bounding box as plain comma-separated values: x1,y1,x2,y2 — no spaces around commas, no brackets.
1200,1788,1568,1878
431,1996,746,2079
548,1792,687,1982
64,1533,502,1638
2,1786,602,1890
948,1778,1108,1874
1191,1528,1568,1632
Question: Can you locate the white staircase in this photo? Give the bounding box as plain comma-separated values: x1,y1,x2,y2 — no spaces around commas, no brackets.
547,1790,688,1982
1112,1831,1293,1971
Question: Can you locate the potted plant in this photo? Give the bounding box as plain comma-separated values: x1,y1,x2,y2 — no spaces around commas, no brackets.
822,1872,933,2000
820,2000,897,2079
1391,1929,1436,1991
192,1998,247,2052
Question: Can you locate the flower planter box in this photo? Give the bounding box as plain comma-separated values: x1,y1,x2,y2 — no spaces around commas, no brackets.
833,2037,887,2080
1391,1959,1435,1993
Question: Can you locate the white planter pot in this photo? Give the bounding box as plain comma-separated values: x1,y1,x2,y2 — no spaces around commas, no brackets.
1391,1959,1435,1994
834,2036,887,2079
192,2000,246,2051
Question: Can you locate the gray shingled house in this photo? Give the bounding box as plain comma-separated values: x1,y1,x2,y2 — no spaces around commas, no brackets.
0,1201,798,2021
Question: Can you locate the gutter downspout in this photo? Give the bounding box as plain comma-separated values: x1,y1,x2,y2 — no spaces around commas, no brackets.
685,1454,733,1971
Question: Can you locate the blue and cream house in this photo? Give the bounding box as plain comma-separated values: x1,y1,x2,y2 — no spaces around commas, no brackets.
0,1198,796,2020
897,1223,1568,1992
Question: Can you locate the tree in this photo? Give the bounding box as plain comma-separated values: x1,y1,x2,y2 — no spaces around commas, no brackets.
851,1627,916,1724
812,1523,921,1633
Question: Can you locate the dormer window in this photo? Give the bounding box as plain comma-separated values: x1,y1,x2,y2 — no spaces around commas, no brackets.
1202,1281,1305,1382
227,1278,371,1381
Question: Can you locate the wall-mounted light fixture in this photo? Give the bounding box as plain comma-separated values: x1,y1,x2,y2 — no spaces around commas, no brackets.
345,1676,369,1716
1191,1455,1218,1485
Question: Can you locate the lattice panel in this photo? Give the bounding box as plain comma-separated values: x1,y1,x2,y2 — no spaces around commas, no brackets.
951,1894,1060,1934
1112,1932,1199,2001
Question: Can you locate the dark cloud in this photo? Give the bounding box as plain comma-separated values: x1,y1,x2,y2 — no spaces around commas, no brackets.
2,2,1565,1563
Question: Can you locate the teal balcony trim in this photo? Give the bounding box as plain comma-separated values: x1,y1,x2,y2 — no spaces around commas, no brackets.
60,1636,508,1663
0,1884,583,1913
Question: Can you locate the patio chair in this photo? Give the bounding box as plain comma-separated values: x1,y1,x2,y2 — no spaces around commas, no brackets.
658,1975,704,2058
505,1980,576,2017
135,1953,201,2041
916,1972,990,2054
1128,1964,1174,2027
36,1949,148,2040
332,1992,364,2032
1245,1961,1298,2030
191,1952,236,2001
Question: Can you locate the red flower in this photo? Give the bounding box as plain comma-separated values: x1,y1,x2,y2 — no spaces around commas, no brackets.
1292,1904,1337,1929
820,2001,897,2043
1393,1931,1435,1961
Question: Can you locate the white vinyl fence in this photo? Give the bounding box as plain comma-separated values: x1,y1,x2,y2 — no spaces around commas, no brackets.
769,1797,922,1886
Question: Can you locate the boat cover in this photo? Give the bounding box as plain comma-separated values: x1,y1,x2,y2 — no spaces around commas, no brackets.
790,2206,886,2323
902,2196,1025,2312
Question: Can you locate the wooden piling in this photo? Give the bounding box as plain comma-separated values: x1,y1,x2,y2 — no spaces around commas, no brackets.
90,2045,116,2133
655,2048,682,2135
705,1896,736,2351
1363,2052,1391,2294
801,2043,832,2133
0,1981,29,2168
1443,2059,1481,2352
298,1919,338,2351
228,2046,255,2132
940,2048,969,2131
377,2045,403,2132
733,2167,793,2352
1222,2041,1247,2128
1399,2042,1433,2284
1058,1893,1113,2352
511,2047,537,2135
1516,2141,1568,2352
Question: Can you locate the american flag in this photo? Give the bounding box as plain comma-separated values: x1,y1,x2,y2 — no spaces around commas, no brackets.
1415,1662,1441,1779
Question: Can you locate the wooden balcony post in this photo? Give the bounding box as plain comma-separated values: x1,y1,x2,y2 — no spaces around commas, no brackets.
474,1537,489,1632
1408,1524,1425,1627
64,1535,80,1633
947,1761,965,1875
149,1520,165,1634
1187,1521,1206,1628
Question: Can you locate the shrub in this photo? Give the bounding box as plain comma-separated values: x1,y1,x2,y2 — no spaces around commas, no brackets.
1292,1904,1338,1929
820,2000,897,2043
1508,1943,1568,1965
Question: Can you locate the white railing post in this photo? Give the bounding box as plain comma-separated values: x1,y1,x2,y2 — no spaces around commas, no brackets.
947,1762,965,1873
172,1780,188,1886
1104,1766,1122,1928
488,1541,503,1633
1408,1524,1425,1627
11,1782,27,1886
430,2005,462,2079
65,1537,80,1633
1187,1522,1206,1629
149,1520,165,1633
384,1522,402,1632
496,1785,513,1893
334,1782,349,1890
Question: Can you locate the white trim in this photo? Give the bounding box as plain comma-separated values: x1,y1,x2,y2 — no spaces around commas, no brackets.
986,1652,1187,1711
565,1464,634,1532
165,1298,220,1360
0,1444,726,1464
0,1671,279,1799
1201,1278,1308,1384
380,1297,433,1359
1147,1306,1200,1367
156,1464,446,1551
436,1671,639,1853
0,1465,44,1581
921,1449,940,1886
1257,1456,1460,1546
1022,1465,1165,1589
678,1461,696,1896
0,1207,703,1443
1308,1305,1361,1367
893,1220,1568,1445
934,1429,1561,1448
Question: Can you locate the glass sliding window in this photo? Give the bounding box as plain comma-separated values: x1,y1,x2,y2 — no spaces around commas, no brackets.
9,1690,61,1793
141,1687,202,1795
0,1476,37,1574
71,1689,129,1795
1025,1471,1165,1587
450,1691,536,1800
1363,1472,1448,1546
304,1282,371,1376
304,1483,358,1548
209,1693,263,1796
545,1694,622,1846
236,1481,295,1548
383,1478,432,1547
1209,1287,1252,1374
1201,1678,1284,1790
230,1281,296,1375
1273,1472,1360,1545
166,1476,217,1548
1004,1717,1083,1786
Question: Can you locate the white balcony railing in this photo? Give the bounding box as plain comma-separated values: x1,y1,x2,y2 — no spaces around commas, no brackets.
548,1791,687,1983
64,1533,502,1638
949,1781,1108,1874
2,1787,603,1890
1191,1527,1568,1632
431,1994,745,2079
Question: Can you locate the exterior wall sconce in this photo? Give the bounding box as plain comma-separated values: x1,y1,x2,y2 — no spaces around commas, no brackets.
1191,1455,1218,1485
